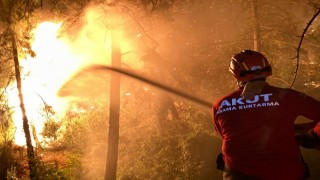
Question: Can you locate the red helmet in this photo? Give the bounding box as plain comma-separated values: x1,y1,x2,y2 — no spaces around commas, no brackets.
229,50,272,82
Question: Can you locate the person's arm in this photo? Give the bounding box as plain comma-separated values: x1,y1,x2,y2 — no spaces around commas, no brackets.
295,122,320,149
294,122,318,134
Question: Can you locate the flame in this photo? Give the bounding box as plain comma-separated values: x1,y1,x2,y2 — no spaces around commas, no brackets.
7,4,143,145
6,7,144,147
7,22,73,146
8,21,100,146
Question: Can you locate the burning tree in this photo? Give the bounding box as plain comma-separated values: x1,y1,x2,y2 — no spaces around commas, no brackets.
0,0,42,178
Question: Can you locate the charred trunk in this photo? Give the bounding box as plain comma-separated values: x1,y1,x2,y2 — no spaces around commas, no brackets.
10,28,37,179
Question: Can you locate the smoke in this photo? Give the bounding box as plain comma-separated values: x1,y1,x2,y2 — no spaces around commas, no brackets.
64,65,212,107
53,1,243,178
32,1,320,179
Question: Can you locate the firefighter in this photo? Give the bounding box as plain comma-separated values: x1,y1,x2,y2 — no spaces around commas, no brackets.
212,49,320,180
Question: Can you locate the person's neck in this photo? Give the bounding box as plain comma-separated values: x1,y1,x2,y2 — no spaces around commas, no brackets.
237,78,266,88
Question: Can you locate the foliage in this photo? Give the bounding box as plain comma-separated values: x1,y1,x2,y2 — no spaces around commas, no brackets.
117,103,221,179
0,142,16,178
41,119,61,145
0,97,16,178
58,99,108,149
0,0,39,58
21,152,82,180
59,153,82,179
119,134,194,179
6,166,19,180
50,99,109,179
35,89,221,180
137,0,195,13
0,0,40,22
0,102,14,144
32,157,64,180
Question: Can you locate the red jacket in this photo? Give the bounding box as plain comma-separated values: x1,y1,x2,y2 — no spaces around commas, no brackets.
212,84,320,180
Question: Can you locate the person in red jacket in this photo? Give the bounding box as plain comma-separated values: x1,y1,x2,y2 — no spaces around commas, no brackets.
212,49,320,180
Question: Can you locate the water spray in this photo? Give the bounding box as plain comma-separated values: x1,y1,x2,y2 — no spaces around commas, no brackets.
73,65,212,109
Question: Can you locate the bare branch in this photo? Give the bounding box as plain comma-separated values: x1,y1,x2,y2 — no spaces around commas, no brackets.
289,8,320,89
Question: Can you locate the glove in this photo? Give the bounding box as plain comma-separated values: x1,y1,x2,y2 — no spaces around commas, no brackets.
294,122,318,133
216,153,225,170
295,129,320,149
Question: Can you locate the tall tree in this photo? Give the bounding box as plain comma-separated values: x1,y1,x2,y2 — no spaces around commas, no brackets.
0,0,40,178
105,33,121,180
251,0,261,51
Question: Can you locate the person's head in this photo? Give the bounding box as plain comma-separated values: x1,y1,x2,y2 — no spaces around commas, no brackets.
229,49,272,86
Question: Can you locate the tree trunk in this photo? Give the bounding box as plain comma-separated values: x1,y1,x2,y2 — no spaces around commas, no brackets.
10,28,37,179
251,0,261,51
105,34,121,180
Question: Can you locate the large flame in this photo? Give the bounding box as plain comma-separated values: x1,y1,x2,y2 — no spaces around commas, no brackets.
6,6,144,147
7,22,76,146
8,20,105,146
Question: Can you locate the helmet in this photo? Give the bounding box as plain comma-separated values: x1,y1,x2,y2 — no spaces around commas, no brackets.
229,49,272,82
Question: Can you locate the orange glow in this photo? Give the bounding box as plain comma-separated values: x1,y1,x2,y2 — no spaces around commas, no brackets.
7,22,73,146
6,6,144,146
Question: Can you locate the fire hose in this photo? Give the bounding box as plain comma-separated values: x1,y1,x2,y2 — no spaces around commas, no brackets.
86,65,212,109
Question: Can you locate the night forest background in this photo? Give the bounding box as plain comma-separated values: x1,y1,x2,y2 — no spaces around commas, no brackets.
1,0,320,179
